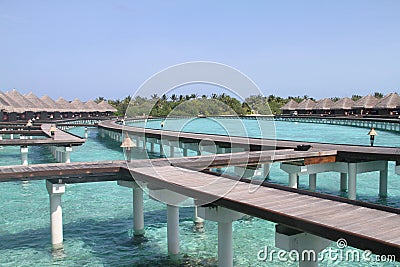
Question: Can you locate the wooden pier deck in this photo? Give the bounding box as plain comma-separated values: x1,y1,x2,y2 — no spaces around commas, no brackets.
99,120,400,162
0,157,399,259
0,124,85,146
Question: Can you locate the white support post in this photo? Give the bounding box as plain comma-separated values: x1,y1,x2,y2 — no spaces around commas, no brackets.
167,204,180,257
117,181,146,235
340,173,347,192
348,163,357,200
218,222,233,267
379,161,388,197
309,174,316,191
289,173,298,188
133,186,144,235
64,147,72,163
198,206,244,267
193,205,204,231
46,181,65,250
20,146,28,166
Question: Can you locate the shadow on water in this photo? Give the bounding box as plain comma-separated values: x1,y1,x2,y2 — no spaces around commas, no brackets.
0,207,217,266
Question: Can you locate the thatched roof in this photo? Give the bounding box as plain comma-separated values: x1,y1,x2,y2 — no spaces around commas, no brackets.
70,98,89,112
0,91,25,113
297,99,316,110
6,89,39,112
0,92,13,111
24,92,55,112
98,100,117,112
330,97,355,110
280,99,299,111
85,99,100,112
352,94,379,109
374,93,400,109
55,97,77,112
314,98,334,110
40,95,60,111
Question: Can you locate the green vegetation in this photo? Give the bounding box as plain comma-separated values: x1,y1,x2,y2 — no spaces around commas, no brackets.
96,91,387,117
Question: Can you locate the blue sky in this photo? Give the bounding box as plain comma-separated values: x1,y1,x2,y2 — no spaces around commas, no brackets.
1,0,399,101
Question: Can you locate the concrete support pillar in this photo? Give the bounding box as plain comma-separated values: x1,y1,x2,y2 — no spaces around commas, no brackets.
0,134,2,149
198,206,244,267
262,163,270,180
64,147,72,163
183,148,188,157
289,173,298,188
10,133,14,139
348,163,357,200
20,146,28,166
170,146,175,158
193,205,204,231
150,142,155,153
117,181,145,235
275,224,331,267
340,173,347,192
309,173,316,191
84,127,88,138
160,144,165,157
218,222,233,267
379,161,388,197
133,186,145,235
167,204,179,257
46,181,65,250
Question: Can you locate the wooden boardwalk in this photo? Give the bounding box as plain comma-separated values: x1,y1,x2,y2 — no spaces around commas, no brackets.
99,120,400,162
0,124,85,146
0,158,399,259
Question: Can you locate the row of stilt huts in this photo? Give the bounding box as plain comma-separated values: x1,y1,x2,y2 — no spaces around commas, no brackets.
281,93,400,116
0,89,117,121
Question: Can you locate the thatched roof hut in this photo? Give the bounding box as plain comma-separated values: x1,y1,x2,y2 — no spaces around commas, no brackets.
85,99,100,113
374,93,400,109
0,91,25,113
70,98,89,112
55,97,77,113
0,92,13,112
24,92,55,112
330,97,355,110
98,100,117,113
6,89,39,112
352,94,379,109
314,98,334,110
297,99,316,110
280,99,299,111
41,95,60,111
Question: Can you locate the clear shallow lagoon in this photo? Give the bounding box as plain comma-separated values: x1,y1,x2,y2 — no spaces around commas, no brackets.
0,120,399,266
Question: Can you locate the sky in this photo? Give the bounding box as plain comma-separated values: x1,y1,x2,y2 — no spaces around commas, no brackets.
1,0,400,101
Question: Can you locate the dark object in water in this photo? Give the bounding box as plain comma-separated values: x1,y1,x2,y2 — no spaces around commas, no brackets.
294,145,312,151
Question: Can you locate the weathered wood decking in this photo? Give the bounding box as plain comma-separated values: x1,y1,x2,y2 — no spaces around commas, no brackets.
0,156,399,259
0,124,85,146
99,120,400,162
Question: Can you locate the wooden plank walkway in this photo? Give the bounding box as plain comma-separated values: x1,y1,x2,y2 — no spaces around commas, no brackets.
99,120,400,162
129,165,400,259
0,124,85,146
0,157,399,258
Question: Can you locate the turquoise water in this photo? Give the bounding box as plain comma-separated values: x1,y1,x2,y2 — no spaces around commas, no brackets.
0,121,399,266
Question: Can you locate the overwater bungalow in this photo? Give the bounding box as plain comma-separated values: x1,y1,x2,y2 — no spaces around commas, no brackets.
24,92,55,120
98,100,117,116
85,100,102,117
40,95,62,119
296,99,316,115
0,91,26,121
314,98,334,115
280,99,299,115
56,97,77,118
351,94,379,115
70,98,90,118
373,93,400,115
330,97,355,115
